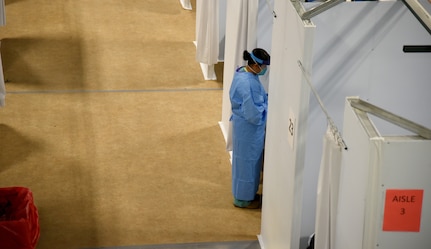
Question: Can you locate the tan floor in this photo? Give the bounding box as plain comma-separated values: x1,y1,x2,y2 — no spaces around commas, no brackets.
0,1,260,249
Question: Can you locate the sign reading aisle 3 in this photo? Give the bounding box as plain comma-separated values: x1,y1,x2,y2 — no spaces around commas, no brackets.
383,189,424,232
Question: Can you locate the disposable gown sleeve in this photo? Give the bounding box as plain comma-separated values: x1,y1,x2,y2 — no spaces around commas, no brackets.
240,85,267,126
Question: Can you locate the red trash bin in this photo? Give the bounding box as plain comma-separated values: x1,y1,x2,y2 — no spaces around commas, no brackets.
0,187,40,249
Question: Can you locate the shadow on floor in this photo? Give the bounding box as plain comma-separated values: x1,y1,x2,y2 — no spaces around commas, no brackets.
0,124,40,172
1,37,84,89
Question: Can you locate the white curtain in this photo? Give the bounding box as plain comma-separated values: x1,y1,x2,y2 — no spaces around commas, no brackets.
196,0,219,66
221,0,259,150
314,127,343,249
0,0,5,26
179,0,192,10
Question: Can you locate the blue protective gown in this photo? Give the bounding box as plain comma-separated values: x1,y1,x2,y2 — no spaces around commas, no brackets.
229,67,268,201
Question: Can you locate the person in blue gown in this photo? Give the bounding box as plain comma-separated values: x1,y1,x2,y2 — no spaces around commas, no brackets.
229,48,270,209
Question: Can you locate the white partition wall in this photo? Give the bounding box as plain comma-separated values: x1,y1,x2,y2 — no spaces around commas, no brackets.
259,1,315,249
219,1,431,248
335,97,431,249
301,1,431,244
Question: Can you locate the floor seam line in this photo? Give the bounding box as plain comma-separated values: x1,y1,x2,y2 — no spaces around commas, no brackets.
6,88,223,95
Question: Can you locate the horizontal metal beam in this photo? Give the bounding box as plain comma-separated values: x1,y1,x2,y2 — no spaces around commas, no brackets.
301,0,344,20
352,108,381,139
402,0,431,35
349,98,431,139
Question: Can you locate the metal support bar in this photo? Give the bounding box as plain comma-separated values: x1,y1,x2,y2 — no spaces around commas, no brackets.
291,0,306,19
402,0,431,35
349,98,431,139
301,0,344,20
298,60,348,150
352,108,381,138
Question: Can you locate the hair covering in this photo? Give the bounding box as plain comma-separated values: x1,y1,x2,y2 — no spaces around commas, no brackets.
251,51,270,65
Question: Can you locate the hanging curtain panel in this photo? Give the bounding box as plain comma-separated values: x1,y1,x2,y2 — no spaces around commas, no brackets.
314,127,343,249
220,0,258,150
179,0,192,10
0,0,4,26
196,0,219,65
